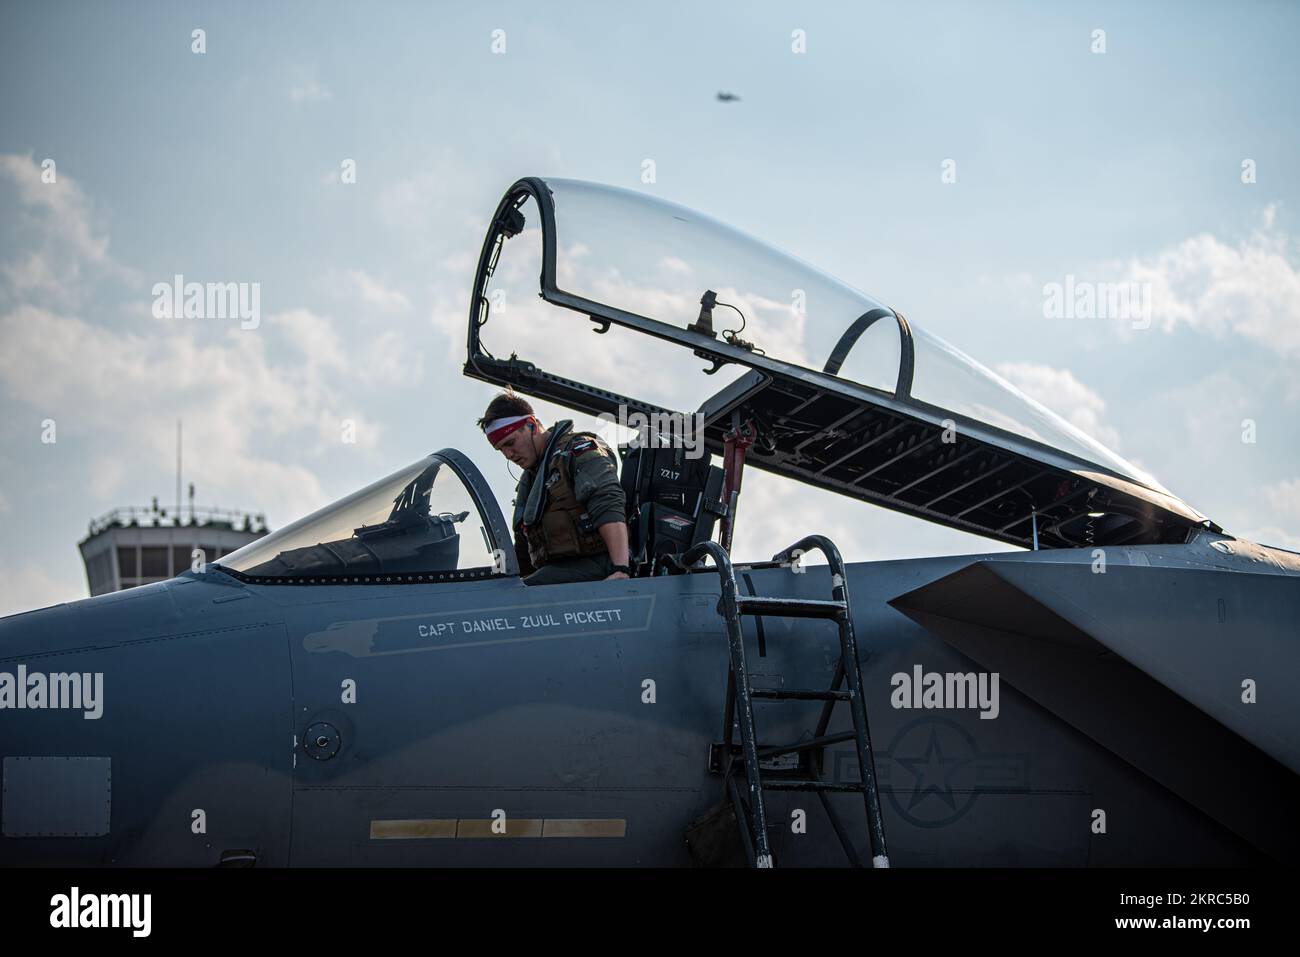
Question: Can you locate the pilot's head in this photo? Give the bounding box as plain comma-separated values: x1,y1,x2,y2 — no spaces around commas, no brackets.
478,391,546,470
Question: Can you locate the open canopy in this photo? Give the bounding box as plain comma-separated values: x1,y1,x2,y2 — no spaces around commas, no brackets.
464,176,1215,549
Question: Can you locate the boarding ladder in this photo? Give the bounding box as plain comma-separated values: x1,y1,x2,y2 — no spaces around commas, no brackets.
682,536,889,868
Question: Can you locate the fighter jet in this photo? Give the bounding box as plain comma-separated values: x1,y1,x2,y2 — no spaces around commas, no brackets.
1,176,1295,868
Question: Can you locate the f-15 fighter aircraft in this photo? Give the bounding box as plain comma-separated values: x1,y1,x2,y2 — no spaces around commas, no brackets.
1,177,1295,868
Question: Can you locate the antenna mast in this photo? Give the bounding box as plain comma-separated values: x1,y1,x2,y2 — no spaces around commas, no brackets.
176,420,182,522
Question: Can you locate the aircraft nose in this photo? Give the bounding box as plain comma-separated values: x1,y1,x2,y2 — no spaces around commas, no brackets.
0,575,289,865
0,600,75,659
0,581,183,660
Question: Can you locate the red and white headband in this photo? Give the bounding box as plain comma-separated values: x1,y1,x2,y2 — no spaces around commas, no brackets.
485,414,534,446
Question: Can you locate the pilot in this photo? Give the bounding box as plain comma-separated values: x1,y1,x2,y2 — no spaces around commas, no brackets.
477,391,631,586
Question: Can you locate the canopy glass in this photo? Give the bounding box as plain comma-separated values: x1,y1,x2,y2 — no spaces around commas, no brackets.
217,455,500,579
539,178,1166,494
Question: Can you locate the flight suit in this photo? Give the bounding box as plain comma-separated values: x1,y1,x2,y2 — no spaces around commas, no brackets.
511,425,627,586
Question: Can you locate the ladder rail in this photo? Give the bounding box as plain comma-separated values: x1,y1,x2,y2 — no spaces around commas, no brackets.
771,535,890,866
683,539,774,867
684,535,890,868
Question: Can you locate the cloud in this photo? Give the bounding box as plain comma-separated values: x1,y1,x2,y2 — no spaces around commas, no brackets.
1,251,58,294
0,159,400,518
1117,206,1300,354
1262,478,1300,524
88,456,127,500
976,270,1034,297
0,153,139,302
289,79,332,103
0,558,78,618
730,469,868,563
993,361,1123,450
0,153,108,265
273,307,350,373
349,270,411,312
0,303,387,523
354,327,424,386
378,160,458,232
256,306,421,391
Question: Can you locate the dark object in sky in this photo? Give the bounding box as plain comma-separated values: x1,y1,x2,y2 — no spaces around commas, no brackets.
716,91,741,102
2,176,1295,869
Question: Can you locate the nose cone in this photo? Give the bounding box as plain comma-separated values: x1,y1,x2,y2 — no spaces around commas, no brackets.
0,601,70,655
0,585,184,859
0,572,290,865
0,580,182,660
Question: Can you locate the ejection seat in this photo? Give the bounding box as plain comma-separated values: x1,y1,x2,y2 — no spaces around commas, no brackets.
618,441,727,576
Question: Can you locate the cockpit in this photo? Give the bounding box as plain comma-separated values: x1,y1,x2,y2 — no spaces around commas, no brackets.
217,176,1218,584
216,450,514,583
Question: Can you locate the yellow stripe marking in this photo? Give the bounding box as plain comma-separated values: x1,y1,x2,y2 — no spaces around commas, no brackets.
369,819,457,840
368,817,628,840
455,818,543,838
542,818,627,838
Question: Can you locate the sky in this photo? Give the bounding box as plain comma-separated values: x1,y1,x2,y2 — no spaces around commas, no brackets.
0,0,1297,615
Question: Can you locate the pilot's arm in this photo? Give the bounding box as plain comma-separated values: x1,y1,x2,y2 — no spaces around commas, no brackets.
570,439,631,577
513,534,535,578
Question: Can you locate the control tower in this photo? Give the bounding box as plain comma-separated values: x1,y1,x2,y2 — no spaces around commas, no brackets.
78,494,269,596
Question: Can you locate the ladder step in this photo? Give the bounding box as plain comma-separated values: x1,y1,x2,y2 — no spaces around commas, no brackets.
737,596,846,620
751,688,852,701
762,780,867,793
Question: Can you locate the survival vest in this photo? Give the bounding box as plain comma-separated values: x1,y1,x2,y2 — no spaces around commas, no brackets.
518,431,619,567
